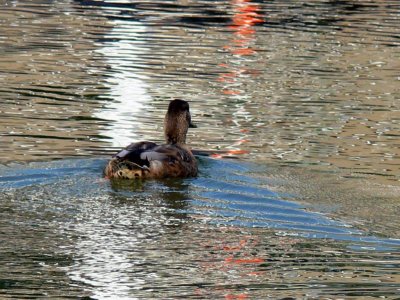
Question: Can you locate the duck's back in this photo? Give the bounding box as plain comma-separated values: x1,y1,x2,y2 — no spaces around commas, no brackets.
104,141,197,179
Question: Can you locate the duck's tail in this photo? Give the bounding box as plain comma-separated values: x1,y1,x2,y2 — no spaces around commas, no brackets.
104,158,149,179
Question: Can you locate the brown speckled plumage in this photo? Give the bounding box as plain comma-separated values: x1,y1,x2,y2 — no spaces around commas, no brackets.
104,99,197,179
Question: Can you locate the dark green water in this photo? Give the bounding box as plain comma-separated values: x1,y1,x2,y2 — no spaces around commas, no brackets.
1,0,399,299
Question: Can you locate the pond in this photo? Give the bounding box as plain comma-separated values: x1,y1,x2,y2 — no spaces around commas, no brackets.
1,0,399,299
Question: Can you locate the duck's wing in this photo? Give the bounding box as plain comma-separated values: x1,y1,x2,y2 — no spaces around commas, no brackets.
106,143,196,179
140,144,194,163
113,141,158,167
113,142,189,165
140,144,197,178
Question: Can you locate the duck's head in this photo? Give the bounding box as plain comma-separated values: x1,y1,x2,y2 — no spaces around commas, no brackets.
164,99,196,144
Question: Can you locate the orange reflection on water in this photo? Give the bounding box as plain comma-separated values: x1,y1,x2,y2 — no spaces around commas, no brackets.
217,0,264,155
225,293,249,300
226,0,263,56
217,0,263,91
196,231,266,299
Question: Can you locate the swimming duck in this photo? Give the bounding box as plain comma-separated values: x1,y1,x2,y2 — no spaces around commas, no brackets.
104,99,198,179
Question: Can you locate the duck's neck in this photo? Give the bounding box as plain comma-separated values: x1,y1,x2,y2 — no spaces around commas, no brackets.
165,134,186,145
164,113,188,145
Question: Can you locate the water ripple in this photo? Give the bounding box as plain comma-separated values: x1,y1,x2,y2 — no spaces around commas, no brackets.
1,0,400,298
1,0,399,184
1,157,400,298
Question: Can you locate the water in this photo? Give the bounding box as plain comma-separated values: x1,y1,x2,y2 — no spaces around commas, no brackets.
1,158,400,299
1,0,400,298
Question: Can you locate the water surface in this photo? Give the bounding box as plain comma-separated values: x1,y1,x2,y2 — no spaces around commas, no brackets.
1,157,400,299
1,0,400,299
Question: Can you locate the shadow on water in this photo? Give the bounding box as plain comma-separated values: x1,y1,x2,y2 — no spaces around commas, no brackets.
1,157,400,298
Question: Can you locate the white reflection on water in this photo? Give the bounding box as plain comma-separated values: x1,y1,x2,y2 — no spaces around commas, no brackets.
67,226,140,300
94,20,151,148
73,20,152,298
62,189,153,299
67,230,141,298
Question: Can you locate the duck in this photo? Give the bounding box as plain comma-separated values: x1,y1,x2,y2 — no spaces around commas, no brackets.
104,99,198,179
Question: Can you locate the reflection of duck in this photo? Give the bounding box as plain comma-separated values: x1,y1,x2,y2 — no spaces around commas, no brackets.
105,99,198,179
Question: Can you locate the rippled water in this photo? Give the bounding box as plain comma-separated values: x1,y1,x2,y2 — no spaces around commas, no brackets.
1,158,400,298
1,0,400,299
